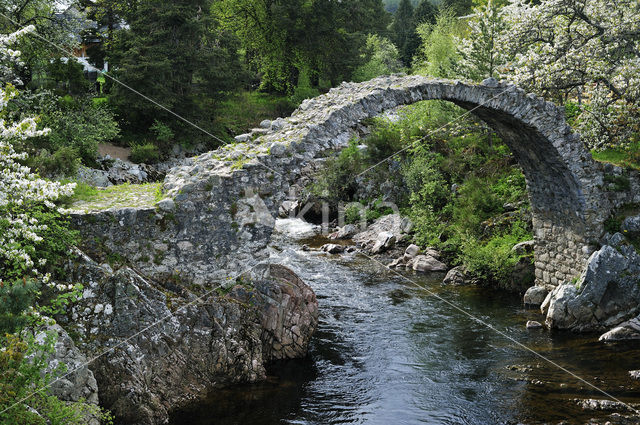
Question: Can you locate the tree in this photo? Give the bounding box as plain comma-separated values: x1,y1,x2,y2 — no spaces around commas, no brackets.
414,0,437,26
216,0,390,93
390,0,415,66
108,0,246,137
352,34,404,82
0,0,79,88
441,0,474,16
413,11,463,78
498,0,640,149
457,0,508,81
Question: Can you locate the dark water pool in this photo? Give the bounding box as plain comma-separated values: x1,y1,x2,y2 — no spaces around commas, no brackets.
170,236,640,425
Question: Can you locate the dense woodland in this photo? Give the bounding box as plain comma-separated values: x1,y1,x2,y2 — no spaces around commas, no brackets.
2,0,640,422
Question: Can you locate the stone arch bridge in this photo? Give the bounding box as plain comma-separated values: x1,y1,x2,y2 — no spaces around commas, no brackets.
74,75,619,289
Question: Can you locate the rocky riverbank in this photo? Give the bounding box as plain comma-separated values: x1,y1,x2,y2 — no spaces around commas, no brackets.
49,250,318,425
307,213,534,294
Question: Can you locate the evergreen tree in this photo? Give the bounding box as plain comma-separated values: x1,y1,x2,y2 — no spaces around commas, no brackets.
414,0,437,26
108,0,246,138
217,0,390,92
390,0,415,66
441,0,474,16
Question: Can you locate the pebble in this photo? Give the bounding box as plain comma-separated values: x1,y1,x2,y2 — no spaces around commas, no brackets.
526,320,544,329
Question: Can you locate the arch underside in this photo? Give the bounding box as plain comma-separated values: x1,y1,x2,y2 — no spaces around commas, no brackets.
353,81,601,286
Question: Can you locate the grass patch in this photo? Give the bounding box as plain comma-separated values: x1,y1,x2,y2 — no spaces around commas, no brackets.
64,182,164,212
592,142,640,170
213,91,295,137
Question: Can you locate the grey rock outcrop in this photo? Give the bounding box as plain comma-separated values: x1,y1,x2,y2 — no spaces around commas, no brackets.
58,252,318,425
599,316,640,342
543,238,640,331
43,324,99,406
621,215,640,234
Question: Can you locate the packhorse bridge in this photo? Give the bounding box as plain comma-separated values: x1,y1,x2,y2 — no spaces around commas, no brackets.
74,74,617,290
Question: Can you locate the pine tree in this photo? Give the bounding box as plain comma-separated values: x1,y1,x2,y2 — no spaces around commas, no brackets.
390,0,416,66
108,0,246,137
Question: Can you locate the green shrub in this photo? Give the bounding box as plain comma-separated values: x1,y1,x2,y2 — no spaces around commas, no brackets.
314,138,364,201
30,146,81,177
130,142,161,164
345,203,366,225
460,222,532,283
290,67,320,106
37,96,120,171
0,279,40,335
403,148,449,211
150,120,175,143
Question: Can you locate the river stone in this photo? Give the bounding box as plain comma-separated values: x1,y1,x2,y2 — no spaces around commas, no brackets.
411,255,447,272
259,119,272,129
322,243,345,254
599,316,640,342
526,320,543,329
331,224,359,240
524,285,549,307
443,266,468,286
371,231,396,254
404,244,420,259
353,214,410,251
544,241,640,332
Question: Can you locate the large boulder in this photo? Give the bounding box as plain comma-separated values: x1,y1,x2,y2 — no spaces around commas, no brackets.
443,266,469,285
410,254,447,272
523,285,550,307
371,231,396,254
59,252,318,425
543,236,640,331
353,214,412,252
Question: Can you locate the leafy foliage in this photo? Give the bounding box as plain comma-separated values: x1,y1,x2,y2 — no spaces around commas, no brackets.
353,35,404,82
216,0,390,93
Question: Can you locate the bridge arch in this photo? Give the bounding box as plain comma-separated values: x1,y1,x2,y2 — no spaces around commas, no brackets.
74,75,610,289
255,75,607,286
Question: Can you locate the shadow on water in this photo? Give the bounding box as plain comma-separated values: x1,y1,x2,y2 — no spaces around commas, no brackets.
170,234,640,425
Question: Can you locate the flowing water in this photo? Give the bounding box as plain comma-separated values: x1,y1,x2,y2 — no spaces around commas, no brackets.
170,220,640,425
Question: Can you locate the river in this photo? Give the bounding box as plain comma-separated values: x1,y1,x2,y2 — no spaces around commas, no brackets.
170,220,640,425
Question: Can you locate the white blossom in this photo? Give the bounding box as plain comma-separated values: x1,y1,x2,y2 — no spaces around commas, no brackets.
1,28,76,281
